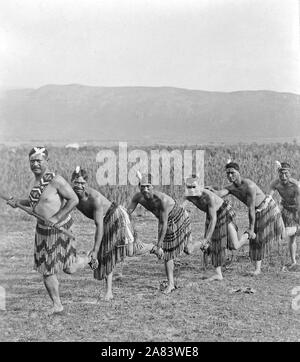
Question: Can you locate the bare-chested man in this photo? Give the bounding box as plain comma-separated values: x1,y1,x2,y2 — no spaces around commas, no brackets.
7,147,88,314
71,167,153,300
184,175,250,281
127,173,192,294
266,162,300,270
210,161,284,275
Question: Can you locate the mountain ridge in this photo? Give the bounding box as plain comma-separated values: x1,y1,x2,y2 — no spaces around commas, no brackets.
0,85,299,143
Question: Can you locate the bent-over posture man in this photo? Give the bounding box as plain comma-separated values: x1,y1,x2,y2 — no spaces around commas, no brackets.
71,167,153,300
7,147,88,314
210,161,284,275
127,173,192,294
266,162,300,270
185,175,250,281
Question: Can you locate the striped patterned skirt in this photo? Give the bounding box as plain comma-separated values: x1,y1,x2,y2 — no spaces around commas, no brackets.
250,198,285,261
94,203,136,280
34,215,77,276
281,203,298,227
205,200,238,267
162,203,192,261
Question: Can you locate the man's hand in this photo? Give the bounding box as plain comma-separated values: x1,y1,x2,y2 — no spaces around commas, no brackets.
7,197,18,208
48,215,60,227
88,250,99,270
199,238,210,252
150,245,164,259
88,250,98,261
245,229,256,239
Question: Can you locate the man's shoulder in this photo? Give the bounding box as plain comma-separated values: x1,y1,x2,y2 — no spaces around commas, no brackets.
289,178,300,188
51,174,68,187
132,191,143,200
90,188,110,205
155,190,174,202
204,188,221,203
224,183,234,192
270,178,280,188
243,178,257,187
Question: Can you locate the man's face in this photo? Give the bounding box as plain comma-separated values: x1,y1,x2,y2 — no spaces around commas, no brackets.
226,168,240,183
139,184,153,200
279,169,290,185
29,154,48,176
72,176,87,197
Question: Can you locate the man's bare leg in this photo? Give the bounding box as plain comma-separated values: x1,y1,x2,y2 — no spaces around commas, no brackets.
114,261,124,279
206,266,223,281
43,274,64,314
251,260,262,275
228,223,249,250
288,235,297,266
104,272,113,301
282,228,297,267
163,259,175,294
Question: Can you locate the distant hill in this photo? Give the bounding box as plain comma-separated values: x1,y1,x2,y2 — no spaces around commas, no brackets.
0,84,299,144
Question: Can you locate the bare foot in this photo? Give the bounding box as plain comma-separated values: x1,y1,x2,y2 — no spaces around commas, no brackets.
206,274,223,282
250,270,261,276
287,263,298,272
48,304,64,315
104,293,113,301
162,285,176,294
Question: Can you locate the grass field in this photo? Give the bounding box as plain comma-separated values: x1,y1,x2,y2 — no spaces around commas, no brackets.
0,209,299,342
0,142,300,342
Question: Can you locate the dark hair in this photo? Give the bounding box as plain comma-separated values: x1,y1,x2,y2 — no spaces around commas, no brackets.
225,162,240,171
139,173,152,186
279,162,291,170
28,146,48,158
71,168,88,181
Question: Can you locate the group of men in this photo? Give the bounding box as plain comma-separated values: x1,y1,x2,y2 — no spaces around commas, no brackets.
6,146,300,314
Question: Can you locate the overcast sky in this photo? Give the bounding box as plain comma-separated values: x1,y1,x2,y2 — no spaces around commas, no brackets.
0,0,299,93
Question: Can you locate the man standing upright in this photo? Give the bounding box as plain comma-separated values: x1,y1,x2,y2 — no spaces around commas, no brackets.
267,161,300,270
127,173,192,294
210,161,284,275
7,146,86,314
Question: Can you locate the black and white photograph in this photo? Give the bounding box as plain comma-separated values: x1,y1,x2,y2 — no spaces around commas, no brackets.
0,0,299,346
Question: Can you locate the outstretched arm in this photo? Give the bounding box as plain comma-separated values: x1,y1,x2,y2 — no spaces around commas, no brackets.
154,202,169,259
295,184,300,223
203,195,217,245
157,204,169,249
207,186,230,198
126,193,140,215
246,184,257,238
6,197,31,208
267,180,277,198
91,197,104,257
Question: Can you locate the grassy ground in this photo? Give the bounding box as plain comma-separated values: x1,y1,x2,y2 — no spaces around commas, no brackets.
0,210,299,342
